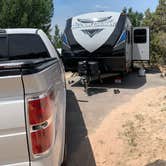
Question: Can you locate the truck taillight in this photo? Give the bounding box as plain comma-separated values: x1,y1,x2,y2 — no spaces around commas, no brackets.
27,91,55,157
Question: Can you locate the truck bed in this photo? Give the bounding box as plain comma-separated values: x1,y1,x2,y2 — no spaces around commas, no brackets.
0,57,66,165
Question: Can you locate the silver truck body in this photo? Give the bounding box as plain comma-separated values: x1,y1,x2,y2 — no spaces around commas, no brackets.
0,29,66,166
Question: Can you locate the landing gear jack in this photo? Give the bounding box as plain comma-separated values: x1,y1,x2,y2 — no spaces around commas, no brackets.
81,76,89,94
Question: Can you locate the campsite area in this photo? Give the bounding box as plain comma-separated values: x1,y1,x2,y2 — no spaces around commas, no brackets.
66,70,166,166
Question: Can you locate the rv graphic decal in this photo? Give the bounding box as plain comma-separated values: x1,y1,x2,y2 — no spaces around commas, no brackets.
71,12,121,52
81,29,103,38
62,33,70,48
72,16,116,29
77,16,112,23
114,31,127,48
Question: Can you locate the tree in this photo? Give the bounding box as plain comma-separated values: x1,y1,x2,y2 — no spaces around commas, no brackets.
155,0,166,32
142,9,153,28
0,0,54,34
53,24,62,48
143,0,166,64
122,7,127,14
123,7,144,26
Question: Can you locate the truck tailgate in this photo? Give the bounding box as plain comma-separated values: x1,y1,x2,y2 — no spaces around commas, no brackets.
0,74,29,165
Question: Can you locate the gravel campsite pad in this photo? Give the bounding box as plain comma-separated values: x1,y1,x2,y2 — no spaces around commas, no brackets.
89,86,166,166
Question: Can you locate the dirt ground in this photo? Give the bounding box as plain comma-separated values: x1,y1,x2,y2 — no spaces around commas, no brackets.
89,87,166,166
66,71,166,166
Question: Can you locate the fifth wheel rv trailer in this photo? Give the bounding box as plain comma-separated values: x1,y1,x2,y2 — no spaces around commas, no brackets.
62,11,149,85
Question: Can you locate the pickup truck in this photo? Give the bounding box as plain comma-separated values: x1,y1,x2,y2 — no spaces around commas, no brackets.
0,29,66,166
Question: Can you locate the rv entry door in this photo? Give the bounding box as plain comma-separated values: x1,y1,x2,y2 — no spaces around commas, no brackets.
132,27,149,61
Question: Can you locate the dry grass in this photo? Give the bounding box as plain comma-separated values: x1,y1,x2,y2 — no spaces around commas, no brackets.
89,87,166,166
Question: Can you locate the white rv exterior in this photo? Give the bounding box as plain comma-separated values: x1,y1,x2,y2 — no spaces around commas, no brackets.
71,12,121,53
62,11,150,73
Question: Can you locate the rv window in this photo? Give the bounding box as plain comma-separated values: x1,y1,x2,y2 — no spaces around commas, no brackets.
0,37,8,59
134,29,147,43
8,34,50,59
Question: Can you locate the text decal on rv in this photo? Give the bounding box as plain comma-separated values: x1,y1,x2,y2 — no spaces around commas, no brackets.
71,12,121,52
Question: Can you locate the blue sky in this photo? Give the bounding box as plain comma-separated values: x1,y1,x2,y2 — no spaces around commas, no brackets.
52,0,159,32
